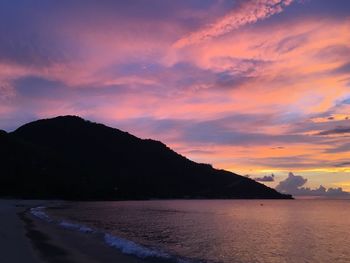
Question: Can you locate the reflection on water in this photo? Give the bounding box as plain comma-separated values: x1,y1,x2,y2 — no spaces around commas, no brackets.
48,200,350,263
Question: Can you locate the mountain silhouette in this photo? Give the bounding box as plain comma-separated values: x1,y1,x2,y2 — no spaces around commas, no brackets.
0,116,292,199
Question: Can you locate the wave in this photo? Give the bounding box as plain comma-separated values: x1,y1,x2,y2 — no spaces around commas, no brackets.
59,221,95,233
30,206,53,222
29,206,191,263
104,233,171,259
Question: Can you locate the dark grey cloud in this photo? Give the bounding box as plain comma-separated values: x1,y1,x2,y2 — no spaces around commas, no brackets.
254,174,275,182
292,118,334,131
317,127,350,136
289,111,350,137
333,62,350,75
334,162,350,168
276,172,350,197
324,143,350,153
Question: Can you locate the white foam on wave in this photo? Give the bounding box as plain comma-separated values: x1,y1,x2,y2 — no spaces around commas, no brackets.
104,233,171,259
59,221,95,233
29,206,191,263
30,206,53,222
30,206,94,234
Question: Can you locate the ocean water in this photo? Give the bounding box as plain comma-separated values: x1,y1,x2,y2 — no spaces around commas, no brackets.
42,200,350,263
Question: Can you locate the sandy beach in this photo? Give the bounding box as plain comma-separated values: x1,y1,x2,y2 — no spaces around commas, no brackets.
0,200,42,263
0,199,151,263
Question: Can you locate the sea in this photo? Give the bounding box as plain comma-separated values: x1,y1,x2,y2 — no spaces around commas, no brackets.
32,200,350,263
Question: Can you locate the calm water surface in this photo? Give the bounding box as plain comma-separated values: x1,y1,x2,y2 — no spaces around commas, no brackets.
47,200,350,263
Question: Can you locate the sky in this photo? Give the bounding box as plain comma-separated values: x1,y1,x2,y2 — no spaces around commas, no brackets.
0,0,350,196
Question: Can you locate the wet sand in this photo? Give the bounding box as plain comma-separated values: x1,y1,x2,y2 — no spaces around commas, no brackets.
0,199,155,263
0,200,42,263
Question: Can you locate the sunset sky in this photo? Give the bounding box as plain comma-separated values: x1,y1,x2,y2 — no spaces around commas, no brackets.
1,0,349,194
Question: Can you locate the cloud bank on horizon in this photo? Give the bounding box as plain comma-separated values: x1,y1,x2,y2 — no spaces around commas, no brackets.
0,0,350,192
276,172,349,197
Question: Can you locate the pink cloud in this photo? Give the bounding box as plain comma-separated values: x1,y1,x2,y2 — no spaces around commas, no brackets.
174,0,294,48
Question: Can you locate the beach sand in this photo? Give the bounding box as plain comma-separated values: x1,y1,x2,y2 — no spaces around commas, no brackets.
0,199,42,263
0,199,153,263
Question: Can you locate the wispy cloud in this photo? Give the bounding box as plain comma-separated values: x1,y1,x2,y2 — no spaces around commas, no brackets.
174,0,294,48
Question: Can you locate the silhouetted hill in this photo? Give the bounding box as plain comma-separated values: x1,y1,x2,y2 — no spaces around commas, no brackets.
1,116,292,200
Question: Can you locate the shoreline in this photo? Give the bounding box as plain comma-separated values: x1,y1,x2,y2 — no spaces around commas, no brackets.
0,199,43,263
0,199,157,263
2,199,294,263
